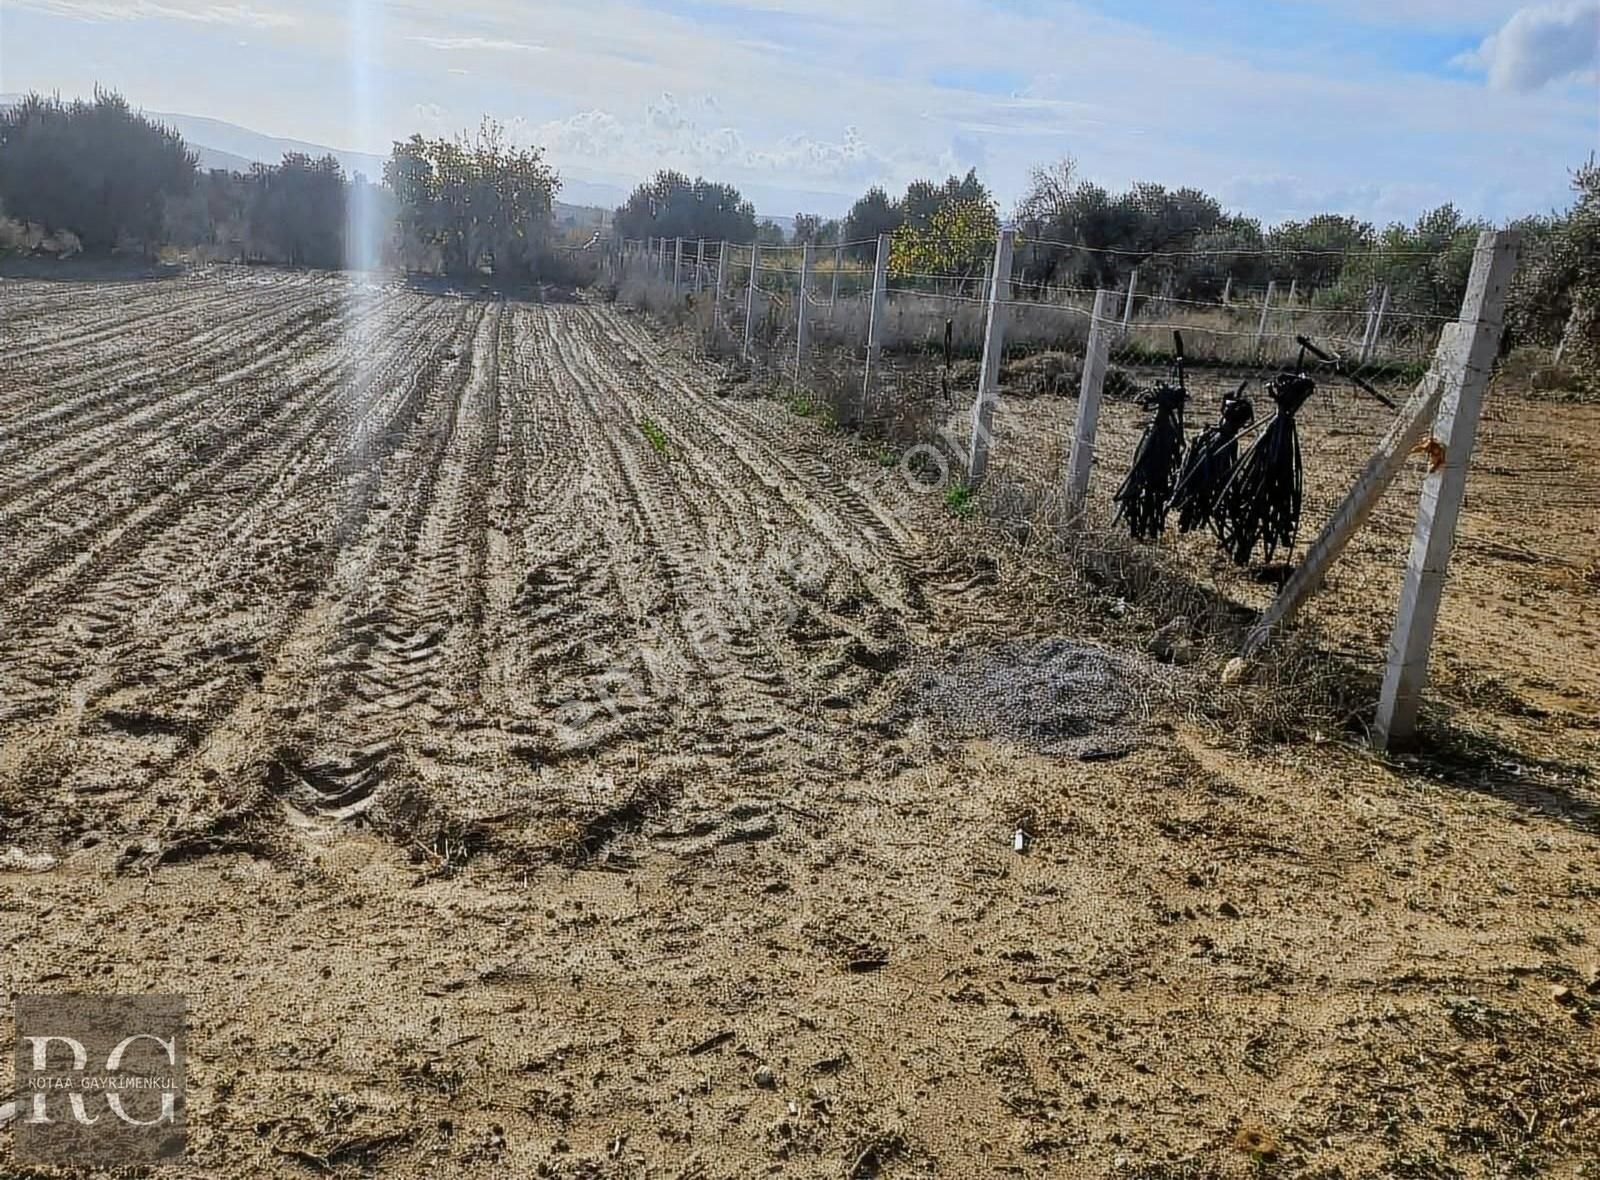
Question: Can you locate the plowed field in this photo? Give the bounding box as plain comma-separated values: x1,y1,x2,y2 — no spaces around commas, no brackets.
1,268,1595,1179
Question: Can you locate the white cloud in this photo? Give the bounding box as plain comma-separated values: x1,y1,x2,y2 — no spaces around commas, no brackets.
16,0,294,26
1456,1,1600,91
409,35,545,53
530,94,906,189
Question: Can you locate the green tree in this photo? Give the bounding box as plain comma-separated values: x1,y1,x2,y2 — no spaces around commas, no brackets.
1508,159,1600,388
246,153,347,269
386,118,559,278
889,197,1000,290
842,186,902,260
613,171,758,244
0,89,196,253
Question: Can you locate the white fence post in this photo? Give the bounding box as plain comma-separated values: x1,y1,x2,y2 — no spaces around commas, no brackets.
794,244,813,391
714,241,728,347
1065,289,1114,513
967,228,1016,485
1373,230,1521,749
1256,280,1276,358
673,237,684,297
694,239,706,294
831,243,843,307
1121,267,1138,334
743,242,761,361
1287,278,1298,306
1222,275,1232,306
1361,284,1392,365
860,233,891,425
1360,286,1379,362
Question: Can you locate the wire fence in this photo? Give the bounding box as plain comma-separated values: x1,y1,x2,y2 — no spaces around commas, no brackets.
606,229,1599,742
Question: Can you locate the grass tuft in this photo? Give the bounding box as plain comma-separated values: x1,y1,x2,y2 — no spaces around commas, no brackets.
638,417,670,458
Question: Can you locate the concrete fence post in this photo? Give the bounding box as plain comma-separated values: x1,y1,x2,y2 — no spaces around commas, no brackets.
1374,231,1521,749
794,244,813,392
967,228,1016,485
1222,275,1232,306
1121,267,1138,335
1361,284,1392,365
831,243,843,307
860,233,892,426
1255,280,1276,359
694,239,706,294
1065,289,1114,513
1287,277,1298,306
714,241,728,347
743,242,761,361
658,238,667,281
673,237,684,297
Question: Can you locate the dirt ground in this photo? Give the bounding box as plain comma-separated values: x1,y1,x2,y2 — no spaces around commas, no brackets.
1,268,1597,1178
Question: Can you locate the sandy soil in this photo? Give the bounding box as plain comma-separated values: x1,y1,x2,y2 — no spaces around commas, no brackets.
1,269,1596,1178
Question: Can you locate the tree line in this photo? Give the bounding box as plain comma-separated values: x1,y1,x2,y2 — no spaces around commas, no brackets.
0,91,571,281
2,90,1592,385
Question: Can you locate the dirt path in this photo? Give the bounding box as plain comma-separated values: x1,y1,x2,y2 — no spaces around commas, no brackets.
1,273,1596,1177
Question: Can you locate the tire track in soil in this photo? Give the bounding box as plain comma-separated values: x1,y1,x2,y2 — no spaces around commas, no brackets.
167,302,499,823
0,297,370,607
0,269,324,369
0,275,339,458
0,293,440,724
0,295,476,833
557,308,932,759
2,282,962,861
0,293,355,526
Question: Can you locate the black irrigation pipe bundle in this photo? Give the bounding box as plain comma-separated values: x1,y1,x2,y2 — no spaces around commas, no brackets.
1115,331,1189,541
1212,354,1316,566
1171,380,1254,534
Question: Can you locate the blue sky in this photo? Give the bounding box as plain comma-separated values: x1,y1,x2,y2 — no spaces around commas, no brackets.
1,0,1595,222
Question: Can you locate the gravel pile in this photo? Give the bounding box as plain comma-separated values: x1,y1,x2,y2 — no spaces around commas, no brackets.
894,636,1152,756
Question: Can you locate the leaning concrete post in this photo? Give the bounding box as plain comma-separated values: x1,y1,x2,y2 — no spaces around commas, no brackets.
1255,281,1276,359
1222,275,1232,305
1121,267,1138,334
794,244,813,392
743,242,761,361
1065,289,1114,513
966,228,1016,485
1374,231,1521,750
714,241,729,348
1361,284,1391,365
860,233,891,424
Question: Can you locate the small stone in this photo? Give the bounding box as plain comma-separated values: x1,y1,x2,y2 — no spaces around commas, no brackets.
1147,619,1190,663
1552,985,1577,1006
753,1065,777,1089
1221,657,1249,686
1218,901,1241,919
0,848,58,873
